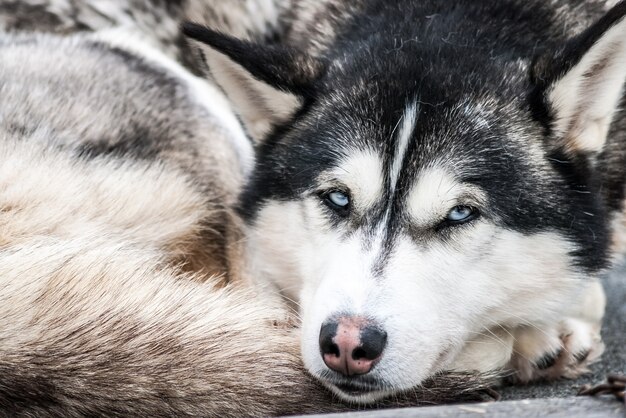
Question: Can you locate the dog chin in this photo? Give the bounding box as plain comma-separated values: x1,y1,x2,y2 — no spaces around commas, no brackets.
318,379,395,404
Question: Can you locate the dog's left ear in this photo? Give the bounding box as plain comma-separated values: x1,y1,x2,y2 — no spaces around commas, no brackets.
532,2,626,154
182,22,325,141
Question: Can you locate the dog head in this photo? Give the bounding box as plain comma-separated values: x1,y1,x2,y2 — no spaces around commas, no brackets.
184,2,626,402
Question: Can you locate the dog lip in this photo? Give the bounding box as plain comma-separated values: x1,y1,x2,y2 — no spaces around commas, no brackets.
328,379,384,396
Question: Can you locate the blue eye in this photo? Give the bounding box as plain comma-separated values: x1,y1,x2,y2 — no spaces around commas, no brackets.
328,191,349,207
446,205,477,224
323,190,350,213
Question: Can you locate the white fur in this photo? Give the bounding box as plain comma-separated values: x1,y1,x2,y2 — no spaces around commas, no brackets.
451,328,515,373
407,167,486,225
389,102,418,194
572,278,607,323
244,200,308,305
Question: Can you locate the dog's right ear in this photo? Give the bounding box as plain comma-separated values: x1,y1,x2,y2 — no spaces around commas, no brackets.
182,22,325,141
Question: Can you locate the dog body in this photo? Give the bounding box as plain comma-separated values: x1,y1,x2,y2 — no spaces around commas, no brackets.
0,29,330,416
186,0,626,402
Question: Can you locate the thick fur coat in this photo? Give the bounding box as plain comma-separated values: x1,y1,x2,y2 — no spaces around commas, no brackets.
0,0,624,415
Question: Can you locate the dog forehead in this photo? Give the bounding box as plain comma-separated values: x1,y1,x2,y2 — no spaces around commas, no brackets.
313,96,510,205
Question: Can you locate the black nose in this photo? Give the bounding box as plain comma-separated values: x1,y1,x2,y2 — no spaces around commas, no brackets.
319,316,387,376
319,321,340,357
357,325,387,360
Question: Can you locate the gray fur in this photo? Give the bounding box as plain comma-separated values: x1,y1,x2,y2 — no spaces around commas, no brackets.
0,0,184,58
0,0,288,72
0,31,250,276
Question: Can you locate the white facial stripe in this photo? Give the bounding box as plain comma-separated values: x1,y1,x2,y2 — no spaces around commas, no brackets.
389,102,418,194
407,167,485,224
322,150,384,211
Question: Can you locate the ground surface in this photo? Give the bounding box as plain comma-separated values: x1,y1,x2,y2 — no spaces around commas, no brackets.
298,397,624,418
296,261,625,417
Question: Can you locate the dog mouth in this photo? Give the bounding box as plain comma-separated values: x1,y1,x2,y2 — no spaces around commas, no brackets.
316,356,449,403
321,378,391,403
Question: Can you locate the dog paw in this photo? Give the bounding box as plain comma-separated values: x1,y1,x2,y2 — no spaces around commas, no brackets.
507,318,604,383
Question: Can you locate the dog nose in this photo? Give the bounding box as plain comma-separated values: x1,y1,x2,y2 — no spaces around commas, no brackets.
319,316,387,376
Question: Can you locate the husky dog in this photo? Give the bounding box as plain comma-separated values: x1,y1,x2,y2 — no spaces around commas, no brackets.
0,8,495,418
184,0,626,403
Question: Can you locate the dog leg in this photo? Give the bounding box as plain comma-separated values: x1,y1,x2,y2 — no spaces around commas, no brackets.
507,279,606,383
450,327,515,373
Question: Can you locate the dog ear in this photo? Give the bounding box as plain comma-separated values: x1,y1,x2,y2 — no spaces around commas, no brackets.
531,2,626,154
182,22,324,141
